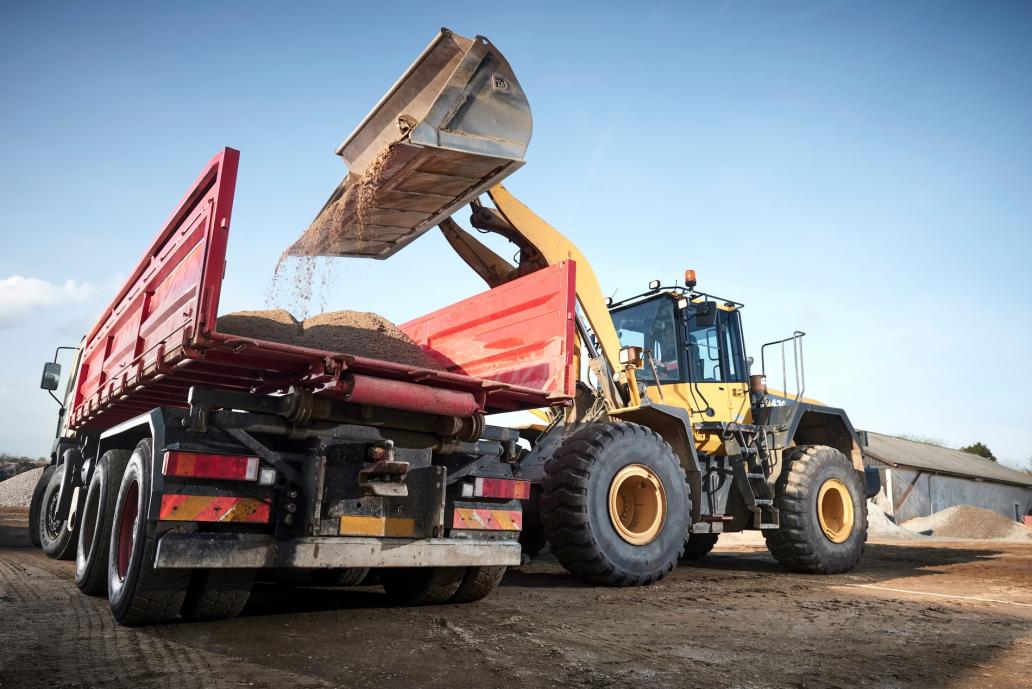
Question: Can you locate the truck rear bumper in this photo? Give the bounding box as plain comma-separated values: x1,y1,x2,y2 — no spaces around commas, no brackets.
154,532,521,569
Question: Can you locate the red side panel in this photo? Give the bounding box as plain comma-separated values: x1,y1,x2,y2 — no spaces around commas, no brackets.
70,149,238,423
399,261,578,398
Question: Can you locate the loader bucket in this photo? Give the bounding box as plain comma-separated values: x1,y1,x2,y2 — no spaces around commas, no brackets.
290,29,532,259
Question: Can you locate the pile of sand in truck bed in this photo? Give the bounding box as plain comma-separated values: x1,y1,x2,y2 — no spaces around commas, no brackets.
902,505,1032,542
216,309,445,371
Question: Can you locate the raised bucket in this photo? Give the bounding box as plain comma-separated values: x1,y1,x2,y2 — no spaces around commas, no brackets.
290,29,532,259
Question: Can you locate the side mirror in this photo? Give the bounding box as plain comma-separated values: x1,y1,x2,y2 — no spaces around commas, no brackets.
694,302,717,328
40,362,61,391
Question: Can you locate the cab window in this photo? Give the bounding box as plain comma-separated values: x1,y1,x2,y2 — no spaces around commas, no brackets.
611,298,681,382
686,307,746,383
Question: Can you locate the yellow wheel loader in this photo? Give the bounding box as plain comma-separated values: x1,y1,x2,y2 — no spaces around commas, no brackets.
294,28,880,586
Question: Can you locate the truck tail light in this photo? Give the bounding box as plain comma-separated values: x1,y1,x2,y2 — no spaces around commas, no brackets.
162,451,259,481
461,477,531,500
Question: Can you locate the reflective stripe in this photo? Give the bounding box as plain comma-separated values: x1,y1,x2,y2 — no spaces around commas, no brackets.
159,494,270,523
339,515,416,537
452,508,522,531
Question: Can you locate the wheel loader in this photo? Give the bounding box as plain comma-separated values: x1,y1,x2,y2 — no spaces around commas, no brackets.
290,28,881,586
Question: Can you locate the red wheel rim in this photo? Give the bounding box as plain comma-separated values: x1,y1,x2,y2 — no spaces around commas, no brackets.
116,479,139,582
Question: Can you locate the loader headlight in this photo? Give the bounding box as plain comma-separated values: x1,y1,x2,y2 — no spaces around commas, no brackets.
648,280,661,291
619,346,643,368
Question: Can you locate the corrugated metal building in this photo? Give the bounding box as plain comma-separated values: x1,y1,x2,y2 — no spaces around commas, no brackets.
862,432,1032,523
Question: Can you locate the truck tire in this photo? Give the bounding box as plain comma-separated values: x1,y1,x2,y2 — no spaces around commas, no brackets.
380,567,464,606
28,465,55,548
75,450,130,595
39,464,77,560
108,438,191,625
449,566,506,603
181,569,254,621
540,422,689,586
764,445,868,574
681,533,719,561
311,567,371,587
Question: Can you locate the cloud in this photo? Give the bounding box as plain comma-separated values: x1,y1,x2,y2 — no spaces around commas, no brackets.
0,275,94,329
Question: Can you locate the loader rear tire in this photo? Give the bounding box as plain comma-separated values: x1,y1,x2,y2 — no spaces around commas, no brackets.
181,569,254,621
39,464,76,560
380,567,464,606
75,450,130,595
108,438,191,625
28,465,54,548
449,566,506,603
764,445,867,574
681,533,719,561
540,422,688,586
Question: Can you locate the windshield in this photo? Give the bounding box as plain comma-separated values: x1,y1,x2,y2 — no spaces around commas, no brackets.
610,298,681,382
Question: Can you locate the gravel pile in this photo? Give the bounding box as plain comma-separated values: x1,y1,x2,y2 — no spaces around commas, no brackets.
903,505,1032,542
866,500,921,539
0,467,45,507
217,309,444,371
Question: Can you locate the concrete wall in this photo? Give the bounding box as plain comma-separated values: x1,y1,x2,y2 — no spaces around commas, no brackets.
872,463,1032,523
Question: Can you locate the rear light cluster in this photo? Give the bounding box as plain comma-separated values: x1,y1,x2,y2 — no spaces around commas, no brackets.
162,451,276,485
460,477,531,500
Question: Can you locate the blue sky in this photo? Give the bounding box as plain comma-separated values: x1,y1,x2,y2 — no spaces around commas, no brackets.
1,1,1030,469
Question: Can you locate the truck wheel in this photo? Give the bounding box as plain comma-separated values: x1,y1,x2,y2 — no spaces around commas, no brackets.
681,533,719,561
108,438,191,625
181,570,255,621
311,567,371,587
28,465,55,548
540,422,689,586
764,445,868,574
75,450,130,595
380,567,464,605
39,464,77,560
449,566,506,603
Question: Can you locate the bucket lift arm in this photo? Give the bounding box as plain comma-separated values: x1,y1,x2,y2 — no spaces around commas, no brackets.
442,185,624,379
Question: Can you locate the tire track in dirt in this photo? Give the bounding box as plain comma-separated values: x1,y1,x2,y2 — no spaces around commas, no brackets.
0,547,332,689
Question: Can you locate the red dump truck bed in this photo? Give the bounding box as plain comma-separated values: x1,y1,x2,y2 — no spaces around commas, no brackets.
69,148,575,430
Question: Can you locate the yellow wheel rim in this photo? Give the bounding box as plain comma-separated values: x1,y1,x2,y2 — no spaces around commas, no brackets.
608,464,666,545
817,478,854,544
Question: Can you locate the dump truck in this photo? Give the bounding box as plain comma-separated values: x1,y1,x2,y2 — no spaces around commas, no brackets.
291,29,881,586
29,32,580,624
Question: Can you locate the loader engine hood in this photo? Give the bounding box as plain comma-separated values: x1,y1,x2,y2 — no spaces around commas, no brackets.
290,29,532,260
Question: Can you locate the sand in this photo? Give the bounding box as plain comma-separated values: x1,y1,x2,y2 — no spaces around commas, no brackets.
217,308,444,370
0,467,45,507
866,500,921,539
902,505,1032,542
268,143,406,315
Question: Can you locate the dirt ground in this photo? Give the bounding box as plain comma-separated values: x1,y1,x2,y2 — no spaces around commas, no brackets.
1,508,1029,689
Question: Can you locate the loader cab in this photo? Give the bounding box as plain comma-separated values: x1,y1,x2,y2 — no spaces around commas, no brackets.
609,289,752,431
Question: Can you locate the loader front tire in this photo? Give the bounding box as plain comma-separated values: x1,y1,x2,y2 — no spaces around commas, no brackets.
75,450,130,595
108,438,191,625
764,445,867,574
540,422,688,586
39,464,76,560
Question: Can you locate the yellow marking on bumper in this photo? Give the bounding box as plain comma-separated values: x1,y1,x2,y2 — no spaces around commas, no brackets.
339,515,416,537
